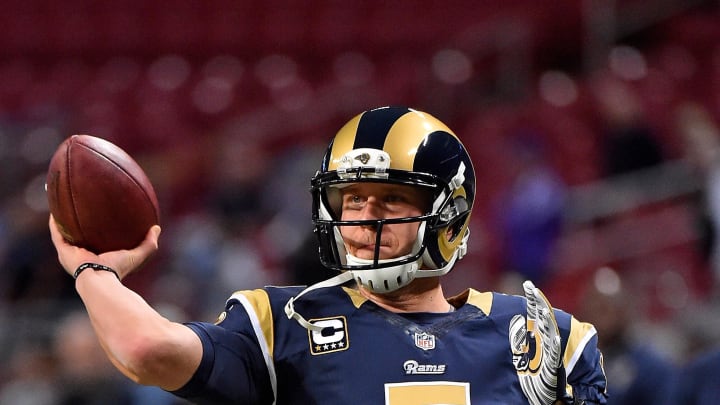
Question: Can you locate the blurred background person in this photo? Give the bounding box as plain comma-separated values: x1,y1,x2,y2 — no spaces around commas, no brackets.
0,340,57,405
52,309,192,405
665,348,720,404
663,299,720,404
677,101,720,292
591,73,666,179
51,310,134,405
577,267,676,404
492,131,567,288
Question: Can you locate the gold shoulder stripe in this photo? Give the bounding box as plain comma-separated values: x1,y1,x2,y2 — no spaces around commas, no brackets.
463,289,494,314
231,289,274,356
564,317,597,374
342,286,369,308
383,111,457,171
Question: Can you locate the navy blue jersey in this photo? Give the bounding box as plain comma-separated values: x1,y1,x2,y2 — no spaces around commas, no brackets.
173,285,607,404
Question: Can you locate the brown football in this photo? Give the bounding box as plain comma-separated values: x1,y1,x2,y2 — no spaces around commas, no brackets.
46,134,160,254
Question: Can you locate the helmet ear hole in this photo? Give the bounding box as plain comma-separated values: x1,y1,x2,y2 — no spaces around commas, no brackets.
453,196,469,214
439,196,470,240
447,212,470,242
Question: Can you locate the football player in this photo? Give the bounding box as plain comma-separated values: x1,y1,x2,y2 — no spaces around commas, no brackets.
49,106,608,404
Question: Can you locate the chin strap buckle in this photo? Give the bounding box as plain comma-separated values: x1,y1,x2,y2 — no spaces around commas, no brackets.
457,229,469,260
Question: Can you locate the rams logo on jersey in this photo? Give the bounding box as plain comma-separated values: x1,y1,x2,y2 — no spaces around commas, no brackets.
308,316,350,355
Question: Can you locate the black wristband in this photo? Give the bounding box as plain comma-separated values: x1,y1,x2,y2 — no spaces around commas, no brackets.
73,262,120,280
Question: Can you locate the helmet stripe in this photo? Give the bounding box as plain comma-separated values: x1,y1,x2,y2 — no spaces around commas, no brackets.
385,110,457,171
353,106,410,150
327,114,362,170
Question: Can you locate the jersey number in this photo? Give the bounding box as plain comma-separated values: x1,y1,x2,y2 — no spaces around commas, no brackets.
385,381,470,405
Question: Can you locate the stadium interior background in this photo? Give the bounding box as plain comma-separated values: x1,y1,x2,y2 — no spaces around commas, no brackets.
1,0,720,402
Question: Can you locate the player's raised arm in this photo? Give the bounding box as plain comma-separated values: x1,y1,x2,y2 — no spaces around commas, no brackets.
49,216,202,391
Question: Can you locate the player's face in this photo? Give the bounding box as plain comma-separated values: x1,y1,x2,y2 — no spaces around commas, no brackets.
338,183,429,260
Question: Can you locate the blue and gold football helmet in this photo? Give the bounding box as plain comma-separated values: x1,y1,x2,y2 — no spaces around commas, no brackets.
311,106,476,293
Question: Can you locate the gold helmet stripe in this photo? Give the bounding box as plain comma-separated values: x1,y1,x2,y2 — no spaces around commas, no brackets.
384,110,458,171
327,109,459,172
327,113,363,171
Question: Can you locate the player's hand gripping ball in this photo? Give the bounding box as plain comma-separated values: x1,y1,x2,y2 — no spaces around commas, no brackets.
46,134,160,254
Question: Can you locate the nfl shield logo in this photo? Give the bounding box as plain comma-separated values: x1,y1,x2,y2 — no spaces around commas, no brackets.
414,332,436,351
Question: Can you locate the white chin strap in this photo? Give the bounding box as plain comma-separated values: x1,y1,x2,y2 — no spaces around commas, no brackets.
283,254,423,332
284,271,355,332
283,242,466,332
